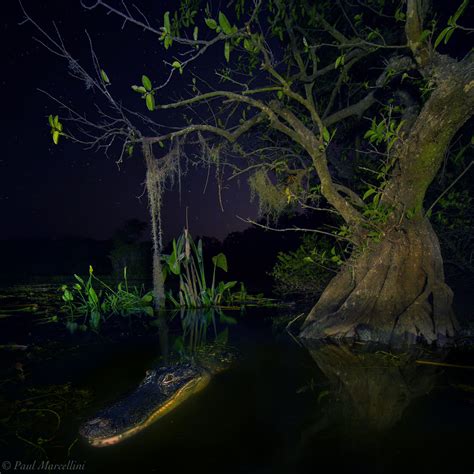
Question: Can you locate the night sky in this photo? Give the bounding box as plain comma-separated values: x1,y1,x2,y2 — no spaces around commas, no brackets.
1,1,258,242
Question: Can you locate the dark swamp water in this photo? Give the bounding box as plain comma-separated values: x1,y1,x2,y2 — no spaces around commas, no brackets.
0,285,473,474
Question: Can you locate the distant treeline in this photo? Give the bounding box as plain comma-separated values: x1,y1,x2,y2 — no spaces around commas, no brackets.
0,220,305,292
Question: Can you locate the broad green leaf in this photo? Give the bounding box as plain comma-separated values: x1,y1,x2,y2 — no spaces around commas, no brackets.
142,75,152,91
445,27,455,43
48,115,54,127
205,18,217,29
363,188,376,200
52,130,59,145
143,306,154,317
212,252,228,272
164,35,172,49
172,60,181,69
132,85,147,94
88,287,99,304
163,11,171,33
145,93,155,111
434,26,451,49
218,12,232,35
224,41,230,62
100,69,110,83
453,0,468,22
54,115,59,127
335,54,345,69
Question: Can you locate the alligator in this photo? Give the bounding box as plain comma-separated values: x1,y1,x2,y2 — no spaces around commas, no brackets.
79,348,235,448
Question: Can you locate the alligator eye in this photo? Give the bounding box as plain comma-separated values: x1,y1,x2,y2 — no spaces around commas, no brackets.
162,374,175,385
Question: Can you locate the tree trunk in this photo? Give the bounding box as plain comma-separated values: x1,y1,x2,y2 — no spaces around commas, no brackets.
301,55,474,346
300,218,458,345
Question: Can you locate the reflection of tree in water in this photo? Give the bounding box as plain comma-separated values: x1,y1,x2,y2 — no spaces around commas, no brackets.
302,342,440,434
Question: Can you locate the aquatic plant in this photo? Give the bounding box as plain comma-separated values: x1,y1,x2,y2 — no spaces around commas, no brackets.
162,229,237,308
60,266,154,332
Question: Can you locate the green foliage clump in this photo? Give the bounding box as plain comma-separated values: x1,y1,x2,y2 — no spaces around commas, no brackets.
162,229,237,308
60,265,154,333
271,235,337,298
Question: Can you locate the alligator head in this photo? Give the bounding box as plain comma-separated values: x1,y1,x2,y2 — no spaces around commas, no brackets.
79,363,211,447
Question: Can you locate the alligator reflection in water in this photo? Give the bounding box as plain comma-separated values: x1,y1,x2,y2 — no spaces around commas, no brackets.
300,341,440,438
80,308,236,447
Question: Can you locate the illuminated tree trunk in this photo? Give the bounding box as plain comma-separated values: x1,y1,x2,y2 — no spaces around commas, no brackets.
301,219,458,345
301,58,474,345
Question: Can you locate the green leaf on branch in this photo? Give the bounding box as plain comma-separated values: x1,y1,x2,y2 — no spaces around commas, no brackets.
434,26,453,48
145,93,155,111
363,187,376,200
142,75,152,91
164,35,173,49
224,41,230,62
205,18,217,29
163,11,171,33
193,26,199,41
100,69,110,84
322,127,330,143
334,55,345,69
218,12,232,35
172,60,182,72
132,85,147,94
49,115,64,145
